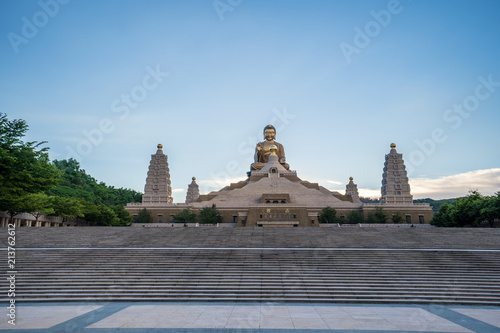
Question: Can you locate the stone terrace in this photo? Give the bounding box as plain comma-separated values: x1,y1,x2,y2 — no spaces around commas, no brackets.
2,227,500,305
5,226,500,249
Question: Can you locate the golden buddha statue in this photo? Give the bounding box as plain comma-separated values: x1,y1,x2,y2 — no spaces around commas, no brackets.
251,124,290,170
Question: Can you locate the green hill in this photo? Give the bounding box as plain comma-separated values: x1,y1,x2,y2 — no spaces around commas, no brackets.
414,198,462,213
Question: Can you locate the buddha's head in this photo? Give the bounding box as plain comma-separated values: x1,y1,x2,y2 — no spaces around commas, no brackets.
263,124,276,141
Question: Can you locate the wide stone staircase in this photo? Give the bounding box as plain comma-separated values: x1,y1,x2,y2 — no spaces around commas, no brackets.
4,247,500,305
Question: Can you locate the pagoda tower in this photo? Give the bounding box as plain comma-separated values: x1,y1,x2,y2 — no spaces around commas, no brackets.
185,177,200,204
381,143,413,205
345,177,361,203
142,144,173,204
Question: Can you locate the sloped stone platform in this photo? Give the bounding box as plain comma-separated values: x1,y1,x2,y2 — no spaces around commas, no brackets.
2,227,499,305
5,226,500,249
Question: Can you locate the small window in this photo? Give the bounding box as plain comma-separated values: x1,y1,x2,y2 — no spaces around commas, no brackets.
281,200,286,203
266,200,270,203
419,215,424,224
311,220,315,224
406,215,411,224
233,216,238,223
259,214,263,219
273,200,278,204
158,215,163,223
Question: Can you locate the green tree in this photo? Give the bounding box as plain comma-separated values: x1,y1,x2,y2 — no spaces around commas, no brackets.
51,196,84,221
24,193,55,225
366,212,376,223
173,209,197,224
451,191,484,227
346,210,364,224
83,203,120,226
48,158,141,226
373,207,387,223
431,203,454,227
414,197,461,213
49,158,142,205
111,205,133,226
318,206,338,224
134,208,153,223
199,204,222,224
480,192,500,227
0,113,61,222
391,212,403,224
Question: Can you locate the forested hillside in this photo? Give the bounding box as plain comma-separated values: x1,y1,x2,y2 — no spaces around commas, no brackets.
431,191,500,227
414,198,462,213
46,158,142,226
0,113,141,226
48,159,141,207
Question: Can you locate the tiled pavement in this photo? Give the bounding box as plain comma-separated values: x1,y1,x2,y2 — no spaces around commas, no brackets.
2,302,500,332
3,228,500,331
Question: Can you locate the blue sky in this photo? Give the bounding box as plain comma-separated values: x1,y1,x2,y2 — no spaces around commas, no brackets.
1,0,499,201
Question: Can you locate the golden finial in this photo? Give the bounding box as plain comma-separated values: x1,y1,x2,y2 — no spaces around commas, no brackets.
349,177,353,181
269,145,278,155
192,177,196,181
390,143,396,149
157,144,163,150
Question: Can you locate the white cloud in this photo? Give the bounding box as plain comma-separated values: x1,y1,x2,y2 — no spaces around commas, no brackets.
172,188,185,193
316,169,500,200
358,188,381,199
197,176,248,194
192,168,500,200
410,168,500,199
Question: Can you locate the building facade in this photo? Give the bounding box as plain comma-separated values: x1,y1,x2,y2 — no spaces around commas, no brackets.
126,136,433,226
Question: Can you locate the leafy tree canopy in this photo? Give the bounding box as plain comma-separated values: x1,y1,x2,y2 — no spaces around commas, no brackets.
0,113,140,226
415,197,462,213
48,158,142,206
199,204,222,224
391,212,403,224
318,206,338,224
431,191,500,227
173,209,197,224
346,210,364,224
134,208,153,223
0,113,60,218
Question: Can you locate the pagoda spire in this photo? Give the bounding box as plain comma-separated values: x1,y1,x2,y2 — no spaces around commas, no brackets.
185,177,200,204
345,177,361,203
381,143,413,205
142,144,173,204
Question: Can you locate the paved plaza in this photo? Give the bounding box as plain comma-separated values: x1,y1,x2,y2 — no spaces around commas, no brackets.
2,227,500,332
2,302,500,332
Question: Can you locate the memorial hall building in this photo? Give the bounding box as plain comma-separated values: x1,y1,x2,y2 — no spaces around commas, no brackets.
125,125,433,226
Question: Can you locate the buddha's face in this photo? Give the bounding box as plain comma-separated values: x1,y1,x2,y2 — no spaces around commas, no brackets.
264,129,276,141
